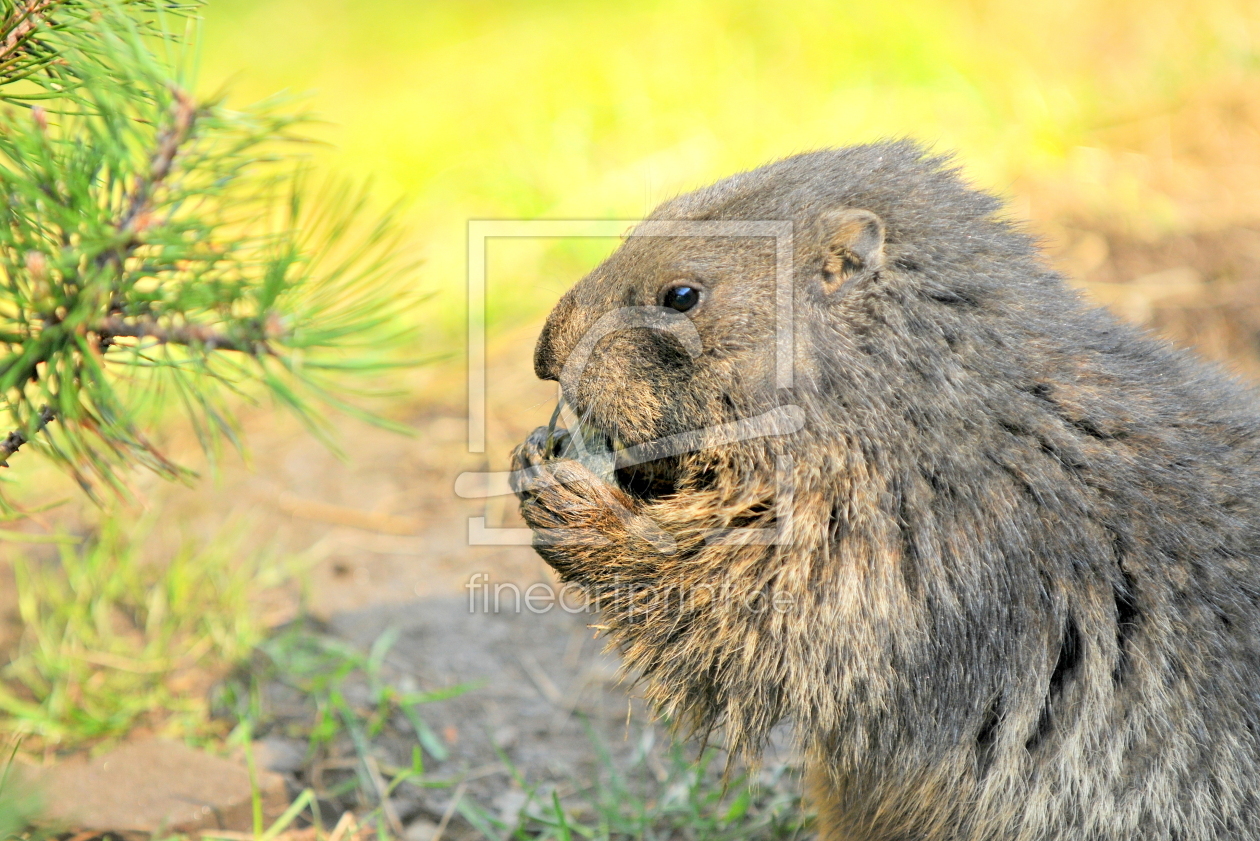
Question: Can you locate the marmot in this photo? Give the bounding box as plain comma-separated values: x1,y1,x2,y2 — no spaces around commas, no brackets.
509,140,1260,840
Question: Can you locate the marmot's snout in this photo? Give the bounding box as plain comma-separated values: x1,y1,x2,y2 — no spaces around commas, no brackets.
533,316,563,382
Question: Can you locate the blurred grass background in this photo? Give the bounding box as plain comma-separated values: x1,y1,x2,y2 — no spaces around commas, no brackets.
200,0,1260,342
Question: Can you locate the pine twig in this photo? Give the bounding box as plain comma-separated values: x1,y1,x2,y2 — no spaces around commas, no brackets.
0,0,59,77
97,87,202,330
121,86,200,234
0,405,54,467
98,85,201,291
0,1,57,54
94,315,282,354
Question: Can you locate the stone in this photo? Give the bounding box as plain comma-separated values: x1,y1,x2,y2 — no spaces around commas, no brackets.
252,736,307,775
493,788,530,825
28,738,288,833
402,817,440,841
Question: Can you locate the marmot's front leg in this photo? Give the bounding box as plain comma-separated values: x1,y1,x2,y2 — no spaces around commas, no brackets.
510,426,664,578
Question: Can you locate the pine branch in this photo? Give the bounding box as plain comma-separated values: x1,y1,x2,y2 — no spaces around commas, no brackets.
1,2,203,86
0,405,54,467
97,85,201,316
0,1,59,65
94,315,282,354
120,86,199,234
0,1,416,503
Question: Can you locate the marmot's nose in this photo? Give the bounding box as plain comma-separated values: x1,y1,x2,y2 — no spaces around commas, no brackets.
534,325,560,381
534,294,577,381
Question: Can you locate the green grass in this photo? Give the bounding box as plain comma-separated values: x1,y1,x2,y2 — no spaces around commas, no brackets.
0,517,294,753
214,622,468,833
459,737,806,841
0,740,41,841
217,622,806,840
218,623,467,765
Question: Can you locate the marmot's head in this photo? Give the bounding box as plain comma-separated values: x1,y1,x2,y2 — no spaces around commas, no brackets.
533,140,1037,501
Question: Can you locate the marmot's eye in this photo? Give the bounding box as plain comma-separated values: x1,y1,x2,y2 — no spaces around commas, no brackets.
662,284,701,313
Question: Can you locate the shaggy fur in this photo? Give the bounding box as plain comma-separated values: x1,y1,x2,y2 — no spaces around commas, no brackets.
509,140,1260,840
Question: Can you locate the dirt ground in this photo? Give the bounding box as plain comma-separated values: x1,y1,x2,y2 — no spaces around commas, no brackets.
263,597,798,836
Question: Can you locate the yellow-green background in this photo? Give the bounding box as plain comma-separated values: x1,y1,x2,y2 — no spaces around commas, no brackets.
199,0,1260,342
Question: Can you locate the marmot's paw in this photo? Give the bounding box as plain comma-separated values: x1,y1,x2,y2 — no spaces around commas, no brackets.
510,427,676,567
512,425,568,470
509,426,561,503
511,427,628,529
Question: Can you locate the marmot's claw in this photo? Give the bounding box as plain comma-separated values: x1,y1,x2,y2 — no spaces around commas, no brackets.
509,435,543,502
522,426,550,462
510,426,584,504
517,425,570,465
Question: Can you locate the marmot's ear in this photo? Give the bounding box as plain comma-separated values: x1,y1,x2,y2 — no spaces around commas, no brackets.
821,208,885,293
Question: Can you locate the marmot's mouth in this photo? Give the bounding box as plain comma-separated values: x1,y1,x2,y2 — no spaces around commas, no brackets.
548,399,681,503
613,446,681,502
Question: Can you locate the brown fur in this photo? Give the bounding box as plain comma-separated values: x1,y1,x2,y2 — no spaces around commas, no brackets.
510,141,1260,840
